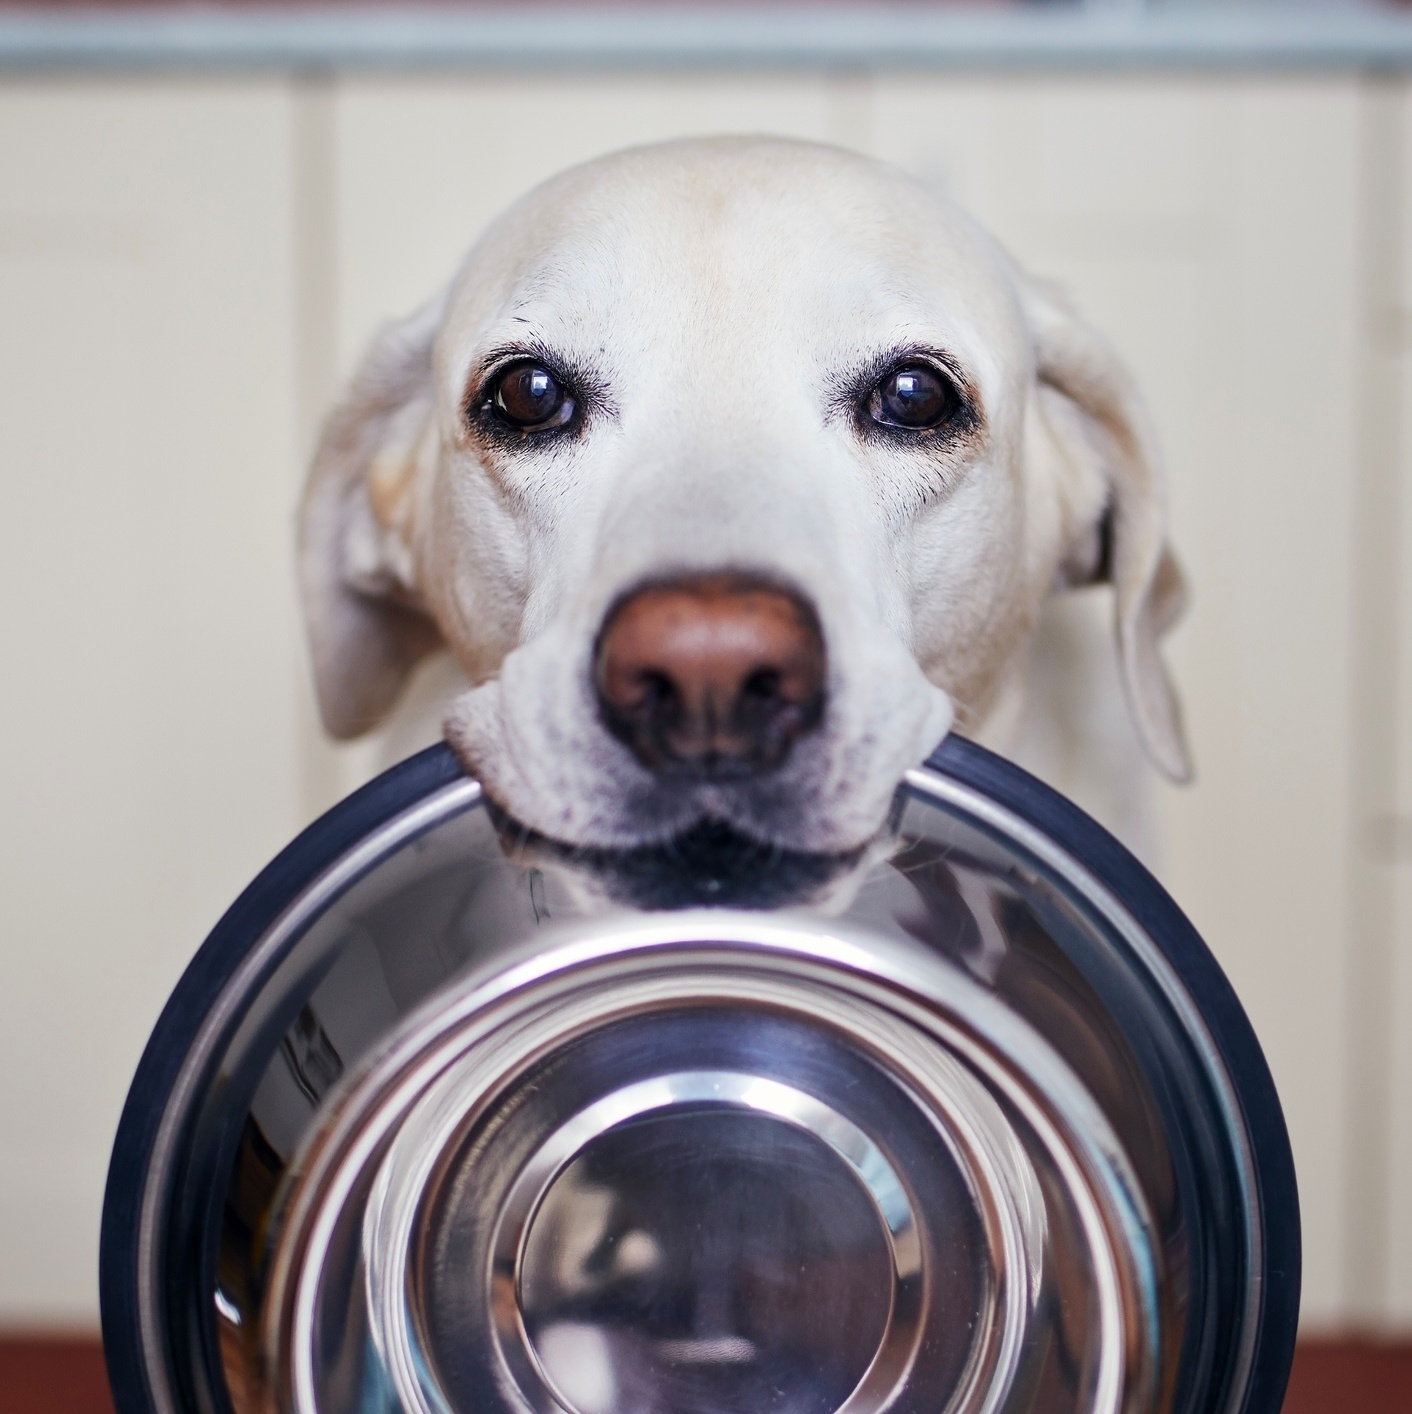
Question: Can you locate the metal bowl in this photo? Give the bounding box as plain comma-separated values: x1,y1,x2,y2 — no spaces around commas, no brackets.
100,737,1299,1414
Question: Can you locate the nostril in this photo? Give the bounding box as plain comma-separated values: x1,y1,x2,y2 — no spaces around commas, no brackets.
634,669,679,713
740,668,782,703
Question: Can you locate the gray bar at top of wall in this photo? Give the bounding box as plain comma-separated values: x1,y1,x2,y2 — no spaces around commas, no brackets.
5,1,1412,73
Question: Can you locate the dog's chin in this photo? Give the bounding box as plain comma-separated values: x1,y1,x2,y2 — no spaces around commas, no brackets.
483,798,869,911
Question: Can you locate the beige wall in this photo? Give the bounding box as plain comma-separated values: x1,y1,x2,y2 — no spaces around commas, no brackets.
0,70,1408,1334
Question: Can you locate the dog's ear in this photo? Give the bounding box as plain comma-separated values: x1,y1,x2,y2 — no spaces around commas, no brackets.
299,291,448,739
1024,280,1193,783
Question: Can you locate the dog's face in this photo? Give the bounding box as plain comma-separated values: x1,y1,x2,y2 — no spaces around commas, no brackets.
303,137,1188,865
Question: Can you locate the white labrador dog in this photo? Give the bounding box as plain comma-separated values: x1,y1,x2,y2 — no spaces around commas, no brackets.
301,136,1189,878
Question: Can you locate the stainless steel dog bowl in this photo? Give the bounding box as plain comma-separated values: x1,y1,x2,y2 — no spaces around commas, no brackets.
100,738,1299,1414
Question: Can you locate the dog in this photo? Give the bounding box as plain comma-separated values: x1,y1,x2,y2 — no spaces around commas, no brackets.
300,136,1189,892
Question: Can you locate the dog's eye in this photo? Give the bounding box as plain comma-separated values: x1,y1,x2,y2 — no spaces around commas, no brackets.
487,362,575,431
868,363,959,431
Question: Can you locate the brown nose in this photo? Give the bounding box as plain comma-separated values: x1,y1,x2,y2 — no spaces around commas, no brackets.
594,574,826,778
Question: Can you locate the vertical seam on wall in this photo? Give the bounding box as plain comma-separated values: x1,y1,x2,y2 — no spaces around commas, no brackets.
293,72,339,464
1345,69,1405,1327
292,73,345,824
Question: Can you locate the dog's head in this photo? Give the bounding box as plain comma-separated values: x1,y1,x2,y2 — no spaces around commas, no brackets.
301,137,1188,869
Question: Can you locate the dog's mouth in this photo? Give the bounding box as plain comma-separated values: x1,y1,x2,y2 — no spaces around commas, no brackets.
484,800,866,910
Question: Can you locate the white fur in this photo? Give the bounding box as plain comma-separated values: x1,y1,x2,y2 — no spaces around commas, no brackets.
301,137,1189,858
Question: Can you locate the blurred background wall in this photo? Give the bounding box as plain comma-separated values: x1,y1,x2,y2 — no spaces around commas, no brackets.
0,3,1410,1346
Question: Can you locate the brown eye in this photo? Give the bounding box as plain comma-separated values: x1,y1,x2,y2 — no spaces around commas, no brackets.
488,362,574,431
869,363,958,431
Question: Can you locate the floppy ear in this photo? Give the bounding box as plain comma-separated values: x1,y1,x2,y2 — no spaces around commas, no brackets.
1025,280,1193,783
298,291,448,739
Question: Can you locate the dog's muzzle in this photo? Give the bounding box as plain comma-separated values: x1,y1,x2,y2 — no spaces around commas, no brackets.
99,739,1298,1414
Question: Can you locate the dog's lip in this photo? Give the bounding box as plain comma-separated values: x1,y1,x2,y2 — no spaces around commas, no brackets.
481,797,866,910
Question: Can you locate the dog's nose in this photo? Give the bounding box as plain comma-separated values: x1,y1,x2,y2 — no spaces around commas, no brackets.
595,574,826,778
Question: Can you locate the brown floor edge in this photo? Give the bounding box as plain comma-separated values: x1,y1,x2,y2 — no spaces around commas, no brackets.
0,1336,1408,1412
1284,1339,1412,1412
0,1337,113,1414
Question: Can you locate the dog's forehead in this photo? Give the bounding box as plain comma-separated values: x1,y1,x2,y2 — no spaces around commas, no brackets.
438,139,1025,395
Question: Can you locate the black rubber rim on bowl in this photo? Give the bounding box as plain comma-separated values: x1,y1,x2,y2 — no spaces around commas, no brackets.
99,736,1301,1414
